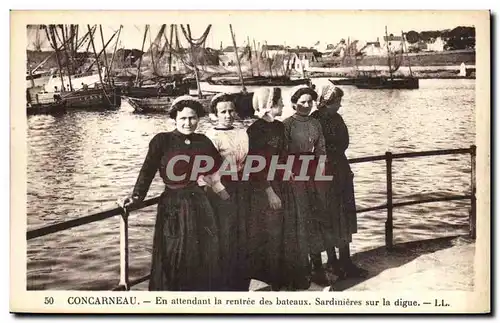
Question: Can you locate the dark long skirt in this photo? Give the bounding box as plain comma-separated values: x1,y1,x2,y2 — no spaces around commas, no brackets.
206,179,250,291
288,180,330,254
148,184,223,291
323,161,358,246
247,180,311,289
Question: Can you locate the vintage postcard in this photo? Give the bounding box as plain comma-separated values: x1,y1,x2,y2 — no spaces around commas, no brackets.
10,10,490,314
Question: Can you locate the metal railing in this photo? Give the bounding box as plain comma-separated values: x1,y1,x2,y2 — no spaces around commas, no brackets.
26,145,477,291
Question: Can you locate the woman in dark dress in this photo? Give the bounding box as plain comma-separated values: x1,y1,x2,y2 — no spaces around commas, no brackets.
246,87,297,291
282,85,332,288
122,95,229,291
310,85,368,279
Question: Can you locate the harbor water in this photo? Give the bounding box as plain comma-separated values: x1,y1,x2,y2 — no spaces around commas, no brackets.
26,78,475,290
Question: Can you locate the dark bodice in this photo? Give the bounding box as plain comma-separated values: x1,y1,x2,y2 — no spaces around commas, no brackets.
133,130,223,200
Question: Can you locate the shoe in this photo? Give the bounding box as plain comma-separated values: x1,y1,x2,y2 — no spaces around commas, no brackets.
311,269,330,287
326,263,346,280
343,262,369,278
291,277,311,291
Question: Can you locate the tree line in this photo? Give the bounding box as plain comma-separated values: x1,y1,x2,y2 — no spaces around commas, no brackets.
405,26,475,50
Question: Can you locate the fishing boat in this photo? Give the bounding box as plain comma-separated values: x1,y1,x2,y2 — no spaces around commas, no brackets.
61,87,122,110
330,28,419,90
27,24,124,112
354,76,419,89
125,91,255,118
206,75,310,87
26,100,66,116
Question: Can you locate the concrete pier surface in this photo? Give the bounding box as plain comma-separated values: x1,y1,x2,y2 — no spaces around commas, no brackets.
248,235,475,292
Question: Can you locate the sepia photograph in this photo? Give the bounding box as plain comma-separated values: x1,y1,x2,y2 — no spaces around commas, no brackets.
10,9,490,314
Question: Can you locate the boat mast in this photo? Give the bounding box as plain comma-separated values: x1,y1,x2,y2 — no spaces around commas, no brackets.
99,25,111,86
253,39,260,76
47,25,66,91
168,24,174,73
108,25,123,79
247,36,254,77
135,25,149,86
186,24,203,99
87,25,105,87
33,25,93,75
385,26,393,80
402,30,413,78
230,24,246,93
265,41,273,78
59,25,74,91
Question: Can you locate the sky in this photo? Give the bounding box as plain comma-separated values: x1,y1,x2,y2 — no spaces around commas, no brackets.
26,11,482,52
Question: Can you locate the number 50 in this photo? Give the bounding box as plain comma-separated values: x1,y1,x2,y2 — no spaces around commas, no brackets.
44,297,54,305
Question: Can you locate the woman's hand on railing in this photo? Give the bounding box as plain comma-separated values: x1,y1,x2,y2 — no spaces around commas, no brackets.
119,195,140,210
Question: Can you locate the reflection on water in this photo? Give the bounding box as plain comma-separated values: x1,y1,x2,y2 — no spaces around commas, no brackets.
26,78,475,290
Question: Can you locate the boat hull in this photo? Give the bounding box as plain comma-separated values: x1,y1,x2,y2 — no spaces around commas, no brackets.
330,77,419,89
34,87,122,111
126,91,256,118
119,85,189,99
63,89,122,110
355,77,419,89
199,77,311,94
27,101,67,116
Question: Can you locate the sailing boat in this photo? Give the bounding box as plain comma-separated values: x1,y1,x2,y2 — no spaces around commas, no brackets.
330,27,419,90
28,24,122,114
124,24,218,114
203,38,310,90
117,25,191,99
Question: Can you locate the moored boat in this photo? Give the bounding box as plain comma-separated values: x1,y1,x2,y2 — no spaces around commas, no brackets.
354,76,419,89
34,87,122,111
329,75,419,89
125,91,255,118
207,75,310,87
27,101,67,116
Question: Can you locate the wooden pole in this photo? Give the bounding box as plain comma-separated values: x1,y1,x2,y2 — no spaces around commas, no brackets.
470,145,477,239
168,24,174,73
265,41,273,78
253,39,260,76
87,25,105,86
385,151,393,250
247,36,254,77
135,25,149,86
84,29,119,73
48,26,66,92
109,25,123,80
186,25,203,99
118,209,130,290
99,25,111,85
385,26,393,80
59,25,74,91
229,24,246,92
402,30,413,77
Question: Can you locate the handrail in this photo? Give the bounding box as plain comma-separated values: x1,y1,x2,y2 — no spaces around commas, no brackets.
26,145,477,290
348,147,471,164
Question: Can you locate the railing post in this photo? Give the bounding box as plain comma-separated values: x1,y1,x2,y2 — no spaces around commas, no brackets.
470,145,476,239
385,151,393,250
118,209,130,290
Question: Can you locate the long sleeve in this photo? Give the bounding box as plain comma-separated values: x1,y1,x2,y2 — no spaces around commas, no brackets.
132,133,164,200
198,135,226,194
246,124,270,189
313,120,327,156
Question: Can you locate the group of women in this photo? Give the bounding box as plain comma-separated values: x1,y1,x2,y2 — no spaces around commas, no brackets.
123,83,368,291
